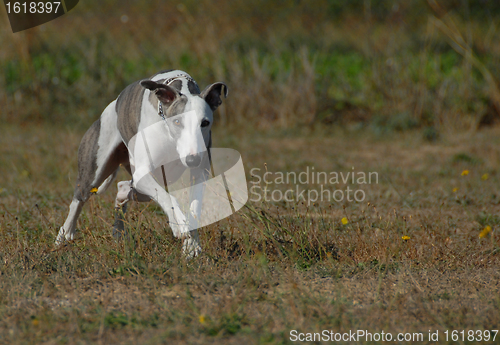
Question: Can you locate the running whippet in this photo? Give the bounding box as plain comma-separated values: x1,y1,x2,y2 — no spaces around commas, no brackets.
57,70,227,257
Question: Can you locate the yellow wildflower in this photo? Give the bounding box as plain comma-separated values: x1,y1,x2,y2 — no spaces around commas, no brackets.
341,217,348,225
90,187,98,194
452,188,458,193
199,314,206,324
402,235,410,241
479,225,492,239
481,173,489,181
461,170,469,176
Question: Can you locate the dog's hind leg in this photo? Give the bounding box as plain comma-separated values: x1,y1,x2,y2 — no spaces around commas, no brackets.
57,170,117,244
57,119,102,244
57,101,128,244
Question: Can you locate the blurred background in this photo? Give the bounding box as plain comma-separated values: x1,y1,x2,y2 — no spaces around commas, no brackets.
1,0,500,135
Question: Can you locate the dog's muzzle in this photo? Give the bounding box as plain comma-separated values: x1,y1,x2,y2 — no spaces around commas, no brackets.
185,154,202,167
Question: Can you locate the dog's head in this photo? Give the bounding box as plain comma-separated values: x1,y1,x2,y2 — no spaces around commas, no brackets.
140,73,227,168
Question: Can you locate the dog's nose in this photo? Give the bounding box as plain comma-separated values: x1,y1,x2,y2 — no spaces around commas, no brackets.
185,154,201,167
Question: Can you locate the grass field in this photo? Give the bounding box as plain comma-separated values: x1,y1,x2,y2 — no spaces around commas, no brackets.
1,0,500,344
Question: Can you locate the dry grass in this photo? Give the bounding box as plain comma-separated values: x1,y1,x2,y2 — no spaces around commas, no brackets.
0,123,499,344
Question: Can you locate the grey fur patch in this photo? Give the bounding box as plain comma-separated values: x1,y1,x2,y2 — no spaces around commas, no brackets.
116,81,146,144
74,119,130,203
169,80,183,92
74,118,101,202
188,80,200,94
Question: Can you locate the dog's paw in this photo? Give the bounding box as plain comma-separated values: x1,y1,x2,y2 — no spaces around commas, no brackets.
55,227,73,245
182,231,202,259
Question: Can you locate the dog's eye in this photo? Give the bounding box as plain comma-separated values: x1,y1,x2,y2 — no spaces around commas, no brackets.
201,120,210,128
173,119,181,126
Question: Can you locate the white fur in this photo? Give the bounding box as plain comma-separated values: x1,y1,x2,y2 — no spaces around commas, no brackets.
178,98,212,165
93,100,122,187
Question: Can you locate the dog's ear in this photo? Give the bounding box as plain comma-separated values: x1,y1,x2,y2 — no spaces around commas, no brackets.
201,82,228,111
140,80,179,104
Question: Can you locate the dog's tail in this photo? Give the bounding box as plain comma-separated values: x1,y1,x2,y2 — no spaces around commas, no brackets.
97,170,118,195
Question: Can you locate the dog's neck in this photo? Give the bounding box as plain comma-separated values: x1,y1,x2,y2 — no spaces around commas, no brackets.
157,101,165,120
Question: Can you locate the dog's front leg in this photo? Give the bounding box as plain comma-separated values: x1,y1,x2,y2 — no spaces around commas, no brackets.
181,178,205,258
113,180,151,239
181,162,211,258
113,181,132,239
133,174,202,256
